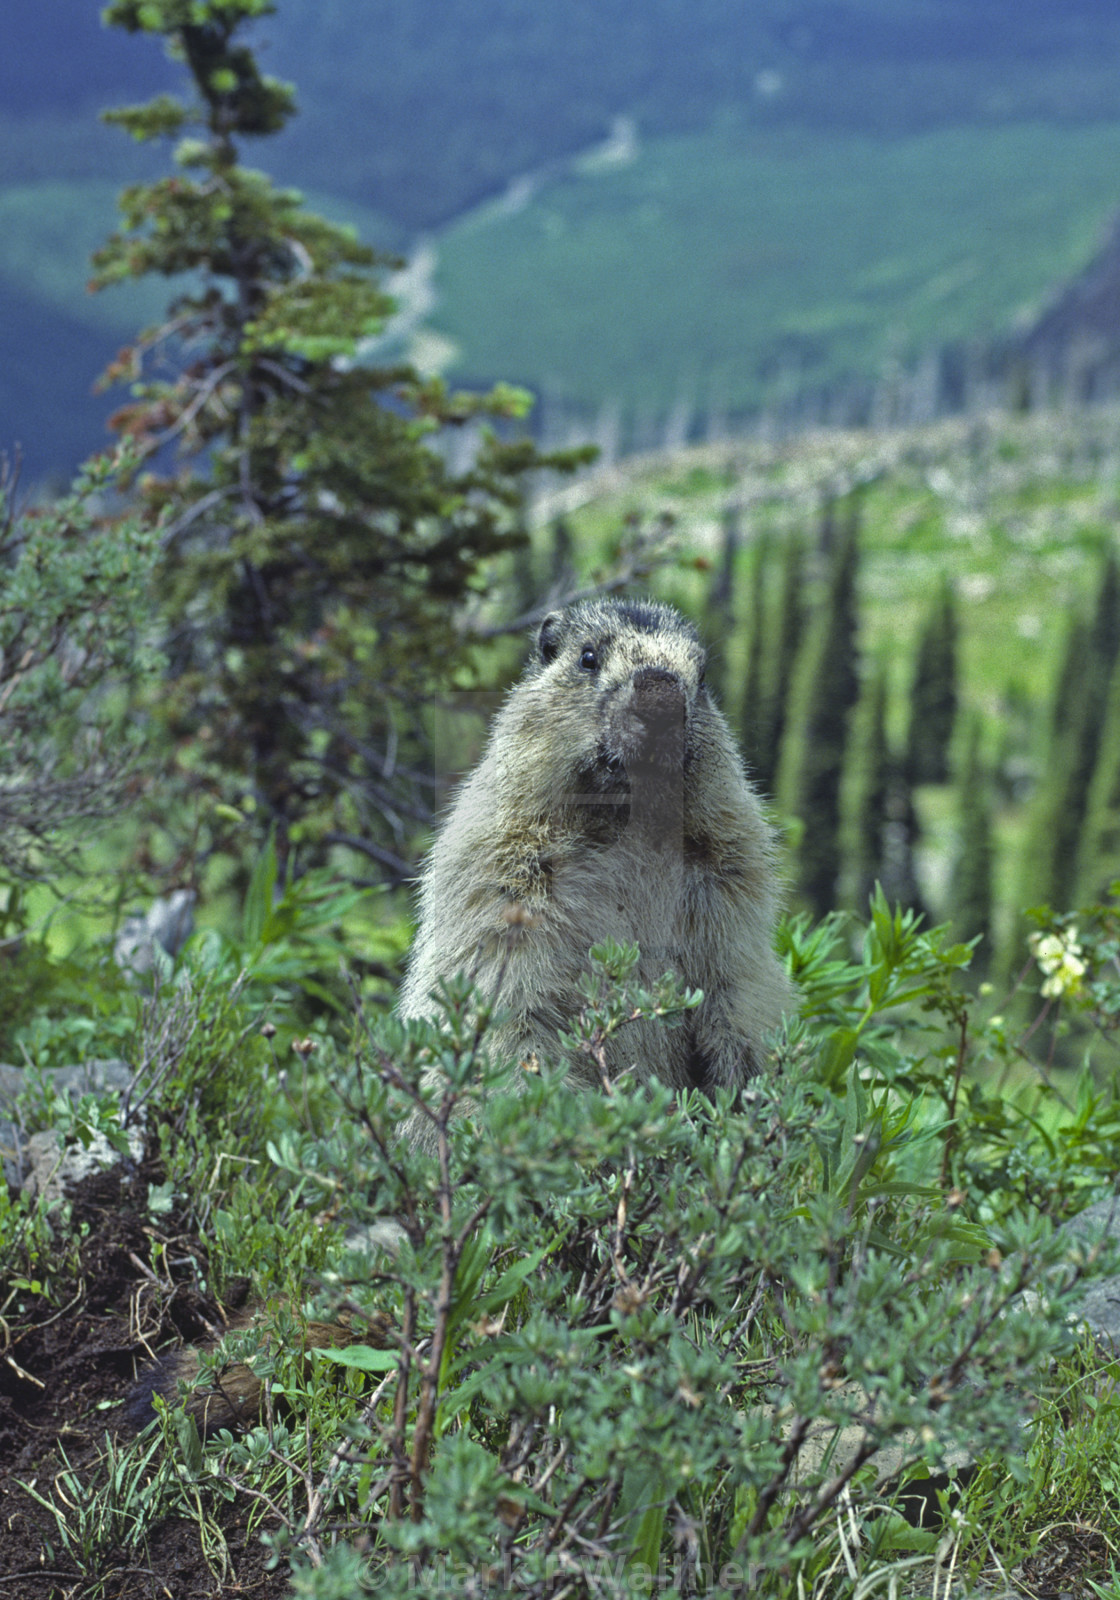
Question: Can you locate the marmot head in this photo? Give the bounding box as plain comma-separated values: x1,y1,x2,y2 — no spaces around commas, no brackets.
526,599,710,793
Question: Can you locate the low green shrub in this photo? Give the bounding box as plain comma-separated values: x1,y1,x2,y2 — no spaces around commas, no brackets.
180,898,1116,1597
12,886,1120,1594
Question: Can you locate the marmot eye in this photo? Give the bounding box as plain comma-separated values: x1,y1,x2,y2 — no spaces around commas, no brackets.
579,646,599,672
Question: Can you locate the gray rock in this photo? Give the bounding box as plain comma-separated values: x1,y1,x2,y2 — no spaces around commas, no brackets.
0,1058,133,1107
1056,1193,1120,1348
0,1057,137,1191
21,1123,144,1208
114,889,196,976
343,1217,406,1259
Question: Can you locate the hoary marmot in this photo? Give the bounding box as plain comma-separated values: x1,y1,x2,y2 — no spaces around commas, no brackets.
399,597,793,1131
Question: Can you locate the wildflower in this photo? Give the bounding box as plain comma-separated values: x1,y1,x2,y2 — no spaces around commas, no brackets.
1028,928,1087,1000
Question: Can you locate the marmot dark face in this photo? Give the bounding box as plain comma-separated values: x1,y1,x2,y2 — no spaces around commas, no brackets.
530,600,707,806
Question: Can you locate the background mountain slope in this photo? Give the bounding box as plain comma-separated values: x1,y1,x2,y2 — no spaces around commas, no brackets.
8,0,1120,475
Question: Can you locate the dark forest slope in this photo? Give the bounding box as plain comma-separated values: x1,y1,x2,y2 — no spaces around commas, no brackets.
10,0,1120,230
8,0,1120,475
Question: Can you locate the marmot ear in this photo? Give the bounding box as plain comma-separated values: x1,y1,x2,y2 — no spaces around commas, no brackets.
537,612,563,664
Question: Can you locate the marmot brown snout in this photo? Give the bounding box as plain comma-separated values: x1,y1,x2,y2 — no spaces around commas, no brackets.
399,597,793,1126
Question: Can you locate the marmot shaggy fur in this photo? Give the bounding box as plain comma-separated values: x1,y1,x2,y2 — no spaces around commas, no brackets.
398,597,793,1126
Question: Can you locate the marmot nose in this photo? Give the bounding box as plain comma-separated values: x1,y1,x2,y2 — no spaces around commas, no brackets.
632,666,685,705
630,668,681,694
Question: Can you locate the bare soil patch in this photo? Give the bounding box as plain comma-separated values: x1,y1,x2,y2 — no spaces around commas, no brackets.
0,1161,290,1600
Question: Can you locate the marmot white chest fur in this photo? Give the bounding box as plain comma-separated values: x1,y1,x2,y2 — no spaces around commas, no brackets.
398,597,792,1118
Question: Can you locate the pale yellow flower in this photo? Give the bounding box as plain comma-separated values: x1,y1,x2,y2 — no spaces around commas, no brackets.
1029,928,1086,1000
